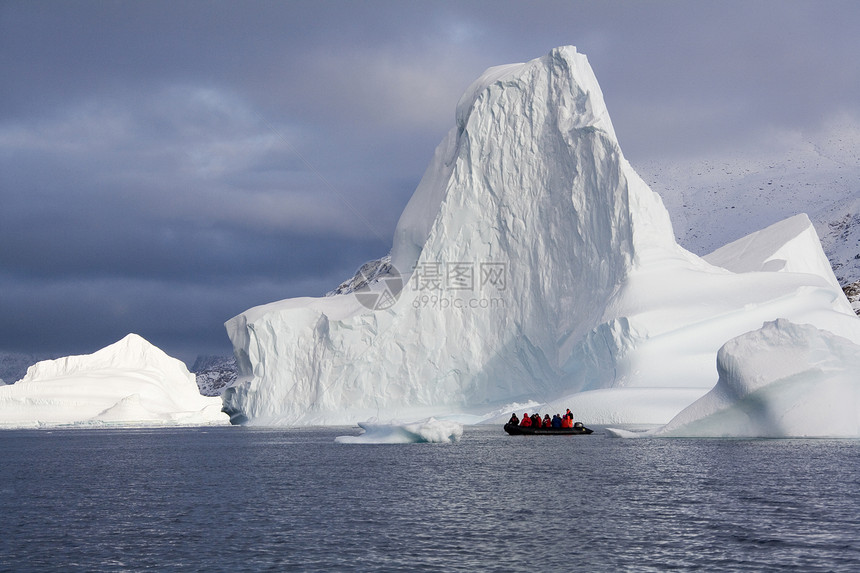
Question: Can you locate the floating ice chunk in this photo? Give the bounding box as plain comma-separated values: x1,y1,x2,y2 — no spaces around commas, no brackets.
335,418,463,444
475,400,544,425
613,320,860,438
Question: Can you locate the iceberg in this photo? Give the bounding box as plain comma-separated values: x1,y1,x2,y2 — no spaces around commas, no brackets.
0,334,229,428
224,46,860,428
334,418,463,444
631,319,860,438
703,213,845,281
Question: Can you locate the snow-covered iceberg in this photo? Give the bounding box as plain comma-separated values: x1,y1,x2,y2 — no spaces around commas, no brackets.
223,46,860,428
0,334,229,428
634,319,860,438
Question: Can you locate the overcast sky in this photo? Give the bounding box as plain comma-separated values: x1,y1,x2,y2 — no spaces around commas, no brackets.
2,0,859,364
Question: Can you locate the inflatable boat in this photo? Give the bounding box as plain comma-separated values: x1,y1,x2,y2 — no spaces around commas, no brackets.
504,422,593,435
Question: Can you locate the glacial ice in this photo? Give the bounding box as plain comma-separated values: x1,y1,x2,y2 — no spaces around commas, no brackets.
224,46,860,433
334,418,464,444
704,213,847,285
0,334,229,428
610,319,860,438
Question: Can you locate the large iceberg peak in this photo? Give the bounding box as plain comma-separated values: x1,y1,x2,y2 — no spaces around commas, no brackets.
401,47,680,287
452,46,615,135
390,45,672,276
224,46,858,427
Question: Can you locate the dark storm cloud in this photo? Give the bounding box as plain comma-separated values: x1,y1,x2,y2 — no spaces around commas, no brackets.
1,0,859,362
437,1,860,158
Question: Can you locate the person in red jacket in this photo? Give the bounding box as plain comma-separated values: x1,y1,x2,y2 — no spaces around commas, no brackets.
520,413,532,427
543,414,552,428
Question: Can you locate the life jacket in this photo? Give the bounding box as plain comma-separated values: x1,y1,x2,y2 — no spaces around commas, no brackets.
561,416,573,428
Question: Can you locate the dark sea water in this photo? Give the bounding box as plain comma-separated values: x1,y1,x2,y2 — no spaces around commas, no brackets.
1,426,859,572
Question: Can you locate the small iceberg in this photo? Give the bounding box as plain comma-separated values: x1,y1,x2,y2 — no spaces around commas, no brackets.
608,319,860,438
0,333,229,428
335,418,463,444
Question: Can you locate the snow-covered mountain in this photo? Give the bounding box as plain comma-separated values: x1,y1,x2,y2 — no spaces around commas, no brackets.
223,46,860,430
326,255,394,296
192,354,238,397
634,121,860,285
0,334,228,428
844,281,860,315
0,351,56,385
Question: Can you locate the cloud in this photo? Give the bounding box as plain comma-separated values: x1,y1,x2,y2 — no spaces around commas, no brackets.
0,80,394,362
301,46,484,132
2,0,860,362
0,271,347,364
0,84,396,239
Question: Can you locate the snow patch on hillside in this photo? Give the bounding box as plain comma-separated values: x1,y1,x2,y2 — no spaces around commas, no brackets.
844,281,860,315
634,114,860,284
192,355,238,397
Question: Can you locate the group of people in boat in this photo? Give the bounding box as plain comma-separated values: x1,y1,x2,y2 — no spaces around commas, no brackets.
508,409,576,429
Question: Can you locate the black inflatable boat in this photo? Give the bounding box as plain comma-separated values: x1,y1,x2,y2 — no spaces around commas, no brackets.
504,422,593,435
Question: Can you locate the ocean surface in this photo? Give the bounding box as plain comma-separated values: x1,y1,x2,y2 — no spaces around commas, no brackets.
2,426,859,572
